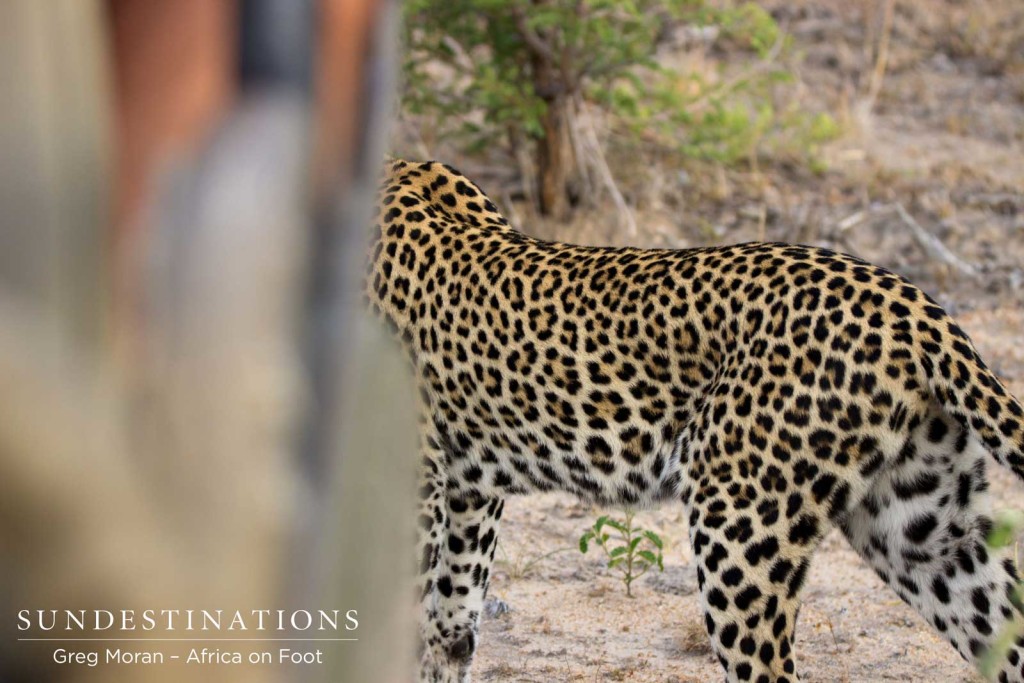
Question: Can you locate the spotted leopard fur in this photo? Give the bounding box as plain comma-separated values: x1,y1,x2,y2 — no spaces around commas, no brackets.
367,158,1024,683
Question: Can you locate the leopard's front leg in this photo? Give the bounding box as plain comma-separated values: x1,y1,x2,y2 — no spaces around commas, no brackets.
416,438,504,682
416,440,452,682
435,494,504,680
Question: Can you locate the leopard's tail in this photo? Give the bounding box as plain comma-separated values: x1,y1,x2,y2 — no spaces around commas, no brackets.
922,319,1024,482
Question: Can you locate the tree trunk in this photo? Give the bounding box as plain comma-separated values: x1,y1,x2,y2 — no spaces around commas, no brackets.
537,94,573,219
527,38,576,220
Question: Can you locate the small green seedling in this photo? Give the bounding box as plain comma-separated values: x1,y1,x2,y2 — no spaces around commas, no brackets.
579,510,665,597
979,508,1024,680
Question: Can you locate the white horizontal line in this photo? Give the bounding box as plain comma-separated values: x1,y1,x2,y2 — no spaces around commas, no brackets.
18,638,357,642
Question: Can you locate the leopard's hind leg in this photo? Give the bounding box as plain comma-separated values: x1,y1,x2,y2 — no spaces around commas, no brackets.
686,434,854,679
685,370,881,683
842,405,1024,682
689,486,818,683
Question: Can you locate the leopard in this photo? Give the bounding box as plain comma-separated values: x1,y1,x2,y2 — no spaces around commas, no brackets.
366,158,1024,683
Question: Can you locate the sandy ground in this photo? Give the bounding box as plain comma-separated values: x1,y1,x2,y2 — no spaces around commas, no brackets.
474,308,1024,682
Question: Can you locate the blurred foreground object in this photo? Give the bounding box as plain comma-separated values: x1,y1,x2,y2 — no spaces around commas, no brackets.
0,0,112,356
0,2,412,682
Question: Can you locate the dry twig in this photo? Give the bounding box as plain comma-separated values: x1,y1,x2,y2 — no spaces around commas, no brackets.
864,0,896,113
891,203,980,280
833,203,980,280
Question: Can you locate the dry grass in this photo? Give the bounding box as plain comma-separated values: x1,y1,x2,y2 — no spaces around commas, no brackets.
673,617,715,656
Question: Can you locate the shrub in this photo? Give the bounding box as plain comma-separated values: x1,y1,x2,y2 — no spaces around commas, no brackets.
402,0,830,221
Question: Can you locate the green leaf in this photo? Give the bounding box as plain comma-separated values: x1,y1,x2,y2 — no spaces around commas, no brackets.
642,530,664,549
526,8,565,30
603,519,628,533
987,509,1024,548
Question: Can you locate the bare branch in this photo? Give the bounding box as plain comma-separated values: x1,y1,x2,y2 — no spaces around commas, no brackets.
441,35,475,71
834,203,981,280
512,8,559,64
863,0,896,113
891,203,980,280
573,94,637,237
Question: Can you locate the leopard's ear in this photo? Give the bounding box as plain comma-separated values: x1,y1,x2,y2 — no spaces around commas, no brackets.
379,157,412,188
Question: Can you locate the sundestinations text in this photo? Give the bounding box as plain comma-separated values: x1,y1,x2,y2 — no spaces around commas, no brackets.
18,609,358,632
